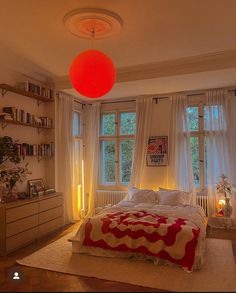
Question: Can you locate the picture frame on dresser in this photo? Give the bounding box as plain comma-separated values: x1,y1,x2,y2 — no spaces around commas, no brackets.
28,178,45,197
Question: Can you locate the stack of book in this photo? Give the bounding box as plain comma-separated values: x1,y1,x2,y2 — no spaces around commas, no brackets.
39,117,53,128
17,81,54,100
1,106,52,127
17,142,54,157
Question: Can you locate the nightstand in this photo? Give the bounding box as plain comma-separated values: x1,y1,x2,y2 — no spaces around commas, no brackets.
208,215,233,230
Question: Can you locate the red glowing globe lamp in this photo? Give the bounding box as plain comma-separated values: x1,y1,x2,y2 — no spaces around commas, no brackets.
69,50,116,98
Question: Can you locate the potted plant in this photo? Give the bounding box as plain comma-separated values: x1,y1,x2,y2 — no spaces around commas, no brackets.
0,136,31,202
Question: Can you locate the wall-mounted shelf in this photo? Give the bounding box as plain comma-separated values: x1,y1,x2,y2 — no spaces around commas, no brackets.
19,154,54,162
1,119,53,134
0,83,54,104
38,155,54,162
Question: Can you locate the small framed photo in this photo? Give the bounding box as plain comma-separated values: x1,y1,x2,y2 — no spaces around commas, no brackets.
28,178,45,196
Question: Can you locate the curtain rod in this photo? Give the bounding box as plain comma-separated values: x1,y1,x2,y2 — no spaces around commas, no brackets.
99,88,236,105
74,87,236,107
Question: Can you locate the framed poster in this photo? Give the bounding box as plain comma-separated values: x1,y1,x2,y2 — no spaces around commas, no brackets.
146,136,168,166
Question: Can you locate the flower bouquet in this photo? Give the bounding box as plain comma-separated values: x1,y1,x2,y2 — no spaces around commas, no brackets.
216,174,233,217
216,174,232,198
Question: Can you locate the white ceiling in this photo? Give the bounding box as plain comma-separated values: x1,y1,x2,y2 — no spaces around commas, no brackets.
1,0,236,101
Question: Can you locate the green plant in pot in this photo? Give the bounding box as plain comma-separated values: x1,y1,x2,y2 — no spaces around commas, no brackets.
0,136,31,202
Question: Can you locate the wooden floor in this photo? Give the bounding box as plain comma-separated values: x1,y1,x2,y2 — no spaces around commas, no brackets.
0,223,235,292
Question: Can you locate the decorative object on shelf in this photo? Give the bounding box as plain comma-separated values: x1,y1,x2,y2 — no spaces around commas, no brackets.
1,106,53,128
28,178,45,197
64,8,123,98
0,83,54,103
45,188,56,194
216,174,233,217
17,191,29,200
0,136,31,203
17,81,54,100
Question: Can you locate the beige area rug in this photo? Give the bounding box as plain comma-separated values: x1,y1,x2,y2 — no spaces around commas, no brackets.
17,233,236,292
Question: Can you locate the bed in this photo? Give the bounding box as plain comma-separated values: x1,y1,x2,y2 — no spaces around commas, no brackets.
71,187,207,272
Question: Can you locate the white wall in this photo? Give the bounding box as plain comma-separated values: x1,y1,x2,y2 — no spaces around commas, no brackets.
0,68,55,193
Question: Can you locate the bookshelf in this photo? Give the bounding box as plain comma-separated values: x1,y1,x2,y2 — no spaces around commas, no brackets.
0,83,55,160
1,119,53,132
0,83,54,104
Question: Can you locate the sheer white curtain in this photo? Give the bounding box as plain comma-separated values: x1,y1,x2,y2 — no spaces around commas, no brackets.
228,96,236,225
84,103,100,217
205,89,235,224
129,97,152,188
167,95,196,204
55,92,79,224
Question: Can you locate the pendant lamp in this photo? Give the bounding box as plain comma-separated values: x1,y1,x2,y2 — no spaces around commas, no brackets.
64,8,123,99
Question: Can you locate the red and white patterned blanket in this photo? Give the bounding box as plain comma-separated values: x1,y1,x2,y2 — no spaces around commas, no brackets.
82,210,200,272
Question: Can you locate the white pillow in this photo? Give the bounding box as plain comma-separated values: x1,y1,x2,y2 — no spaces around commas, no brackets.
157,190,186,206
128,187,157,204
159,187,191,204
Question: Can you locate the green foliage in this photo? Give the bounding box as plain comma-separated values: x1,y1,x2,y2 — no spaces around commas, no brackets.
120,112,136,135
101,112,136,184
0,136,30,189
102,114,115,135
0,136,20,165
103,141,115,182
187,107,198,131
190,137,199,186
121,140,135,183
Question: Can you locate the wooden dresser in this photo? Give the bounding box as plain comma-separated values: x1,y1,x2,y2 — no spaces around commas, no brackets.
0,192,64,256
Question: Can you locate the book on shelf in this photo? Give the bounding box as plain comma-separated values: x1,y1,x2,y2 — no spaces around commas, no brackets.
1,106,52,126
39,117,53,128
16,81,54,100
16,142,54,157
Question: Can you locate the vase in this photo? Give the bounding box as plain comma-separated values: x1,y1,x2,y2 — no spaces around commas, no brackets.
1,184,18,203
222,197,233,218
0,185,8,203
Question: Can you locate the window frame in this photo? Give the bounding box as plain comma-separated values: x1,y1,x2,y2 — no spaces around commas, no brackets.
73,110,84,181
73,110,83,140
188,95,224,191
99,108,136,190
188,97,205,191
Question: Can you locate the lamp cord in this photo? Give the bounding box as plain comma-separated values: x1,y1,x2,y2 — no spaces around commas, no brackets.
90,24,96,49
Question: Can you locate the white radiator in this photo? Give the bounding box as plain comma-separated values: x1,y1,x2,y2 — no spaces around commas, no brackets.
196,195,208,216
95,190,127,208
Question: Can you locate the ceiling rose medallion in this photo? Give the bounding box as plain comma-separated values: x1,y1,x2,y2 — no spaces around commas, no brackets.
63,8,123,98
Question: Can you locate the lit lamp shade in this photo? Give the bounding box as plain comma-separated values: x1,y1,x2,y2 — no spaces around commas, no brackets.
69,49,116,98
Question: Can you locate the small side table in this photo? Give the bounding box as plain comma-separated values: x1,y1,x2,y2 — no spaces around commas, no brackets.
208,214,233,230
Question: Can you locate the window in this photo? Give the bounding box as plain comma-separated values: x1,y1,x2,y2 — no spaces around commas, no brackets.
100,111,136,188
73,111,83,181
187,101,221,189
